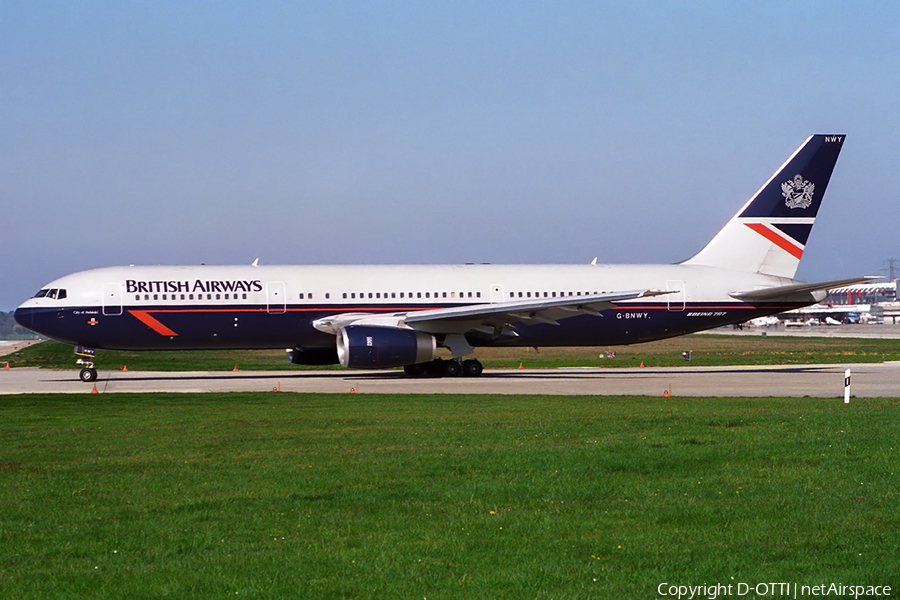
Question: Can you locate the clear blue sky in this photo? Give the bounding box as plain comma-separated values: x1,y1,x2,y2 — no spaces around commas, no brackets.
2,1,899,310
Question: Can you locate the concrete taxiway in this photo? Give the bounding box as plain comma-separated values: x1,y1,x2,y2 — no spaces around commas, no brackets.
0,340,40,357
1,363,898,397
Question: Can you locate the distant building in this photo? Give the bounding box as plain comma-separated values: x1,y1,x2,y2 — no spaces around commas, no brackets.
822,281,897,306
764,281,900,326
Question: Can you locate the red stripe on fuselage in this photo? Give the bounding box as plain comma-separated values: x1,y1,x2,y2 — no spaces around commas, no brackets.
129,310,179,336
125,302,779,338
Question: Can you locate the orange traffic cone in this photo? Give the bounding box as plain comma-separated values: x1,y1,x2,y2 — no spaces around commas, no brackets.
639,361,645,368
3,362,9,369
662,390,670,397
518,362,524,369
91,384,98,394
121,365,128,372
233,364,239,372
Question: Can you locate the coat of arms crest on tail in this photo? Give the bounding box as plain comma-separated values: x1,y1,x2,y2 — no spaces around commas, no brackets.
782,174,815,209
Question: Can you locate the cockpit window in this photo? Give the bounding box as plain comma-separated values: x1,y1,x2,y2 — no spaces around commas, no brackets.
32,288,67,300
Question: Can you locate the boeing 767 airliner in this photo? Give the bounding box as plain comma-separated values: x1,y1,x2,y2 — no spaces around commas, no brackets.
15,134,871,382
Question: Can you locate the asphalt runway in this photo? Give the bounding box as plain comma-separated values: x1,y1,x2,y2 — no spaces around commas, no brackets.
1,363,898,397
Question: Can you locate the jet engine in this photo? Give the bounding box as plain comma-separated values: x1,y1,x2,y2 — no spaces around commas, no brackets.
337,325,436,369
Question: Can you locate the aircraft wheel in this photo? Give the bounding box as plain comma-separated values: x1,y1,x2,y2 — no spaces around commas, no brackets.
462,359,483,377
443,360,462,377
79,368,98,383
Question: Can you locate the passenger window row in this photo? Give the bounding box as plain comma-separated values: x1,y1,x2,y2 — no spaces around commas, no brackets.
127,290,600,303
133,293,249,301
510,291,599,298
339,291,482,300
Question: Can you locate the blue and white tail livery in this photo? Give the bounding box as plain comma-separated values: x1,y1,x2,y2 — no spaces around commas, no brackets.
685,134,845,278
15,134,874,381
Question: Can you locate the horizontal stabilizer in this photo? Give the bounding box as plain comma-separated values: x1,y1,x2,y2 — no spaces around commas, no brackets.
730,276,880,303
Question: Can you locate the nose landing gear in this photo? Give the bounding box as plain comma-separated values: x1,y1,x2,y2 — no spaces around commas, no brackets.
75,345,98,382
78,363,98,382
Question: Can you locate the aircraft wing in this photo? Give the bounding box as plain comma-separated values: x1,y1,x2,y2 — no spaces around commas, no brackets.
729,276,880,303
312,289,672,336
405,289,673,336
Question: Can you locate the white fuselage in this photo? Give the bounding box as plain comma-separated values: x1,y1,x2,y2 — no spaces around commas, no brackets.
15,262,794,352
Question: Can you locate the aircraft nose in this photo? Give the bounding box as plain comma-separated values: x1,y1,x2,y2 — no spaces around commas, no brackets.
14,305,33,332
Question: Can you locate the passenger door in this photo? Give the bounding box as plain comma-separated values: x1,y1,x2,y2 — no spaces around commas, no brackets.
666,280,685,311
102,283,123,316
267,281,286,314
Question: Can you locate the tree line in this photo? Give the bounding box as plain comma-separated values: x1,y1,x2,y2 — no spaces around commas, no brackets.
0,312,38,339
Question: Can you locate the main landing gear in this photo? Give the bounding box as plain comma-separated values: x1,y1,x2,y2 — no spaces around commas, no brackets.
403,358,484,378
406,334,483,378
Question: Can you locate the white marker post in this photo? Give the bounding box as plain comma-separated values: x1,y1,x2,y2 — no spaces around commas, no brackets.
844,369,851,404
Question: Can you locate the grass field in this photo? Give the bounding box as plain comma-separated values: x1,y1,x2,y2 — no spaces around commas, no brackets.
1,392,897,598
8,334,900,372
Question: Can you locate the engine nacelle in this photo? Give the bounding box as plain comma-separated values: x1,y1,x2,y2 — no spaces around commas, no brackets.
337,325,436,369
286,347,340,366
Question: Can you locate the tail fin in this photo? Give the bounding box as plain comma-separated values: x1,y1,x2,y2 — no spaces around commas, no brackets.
684,134,845,279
